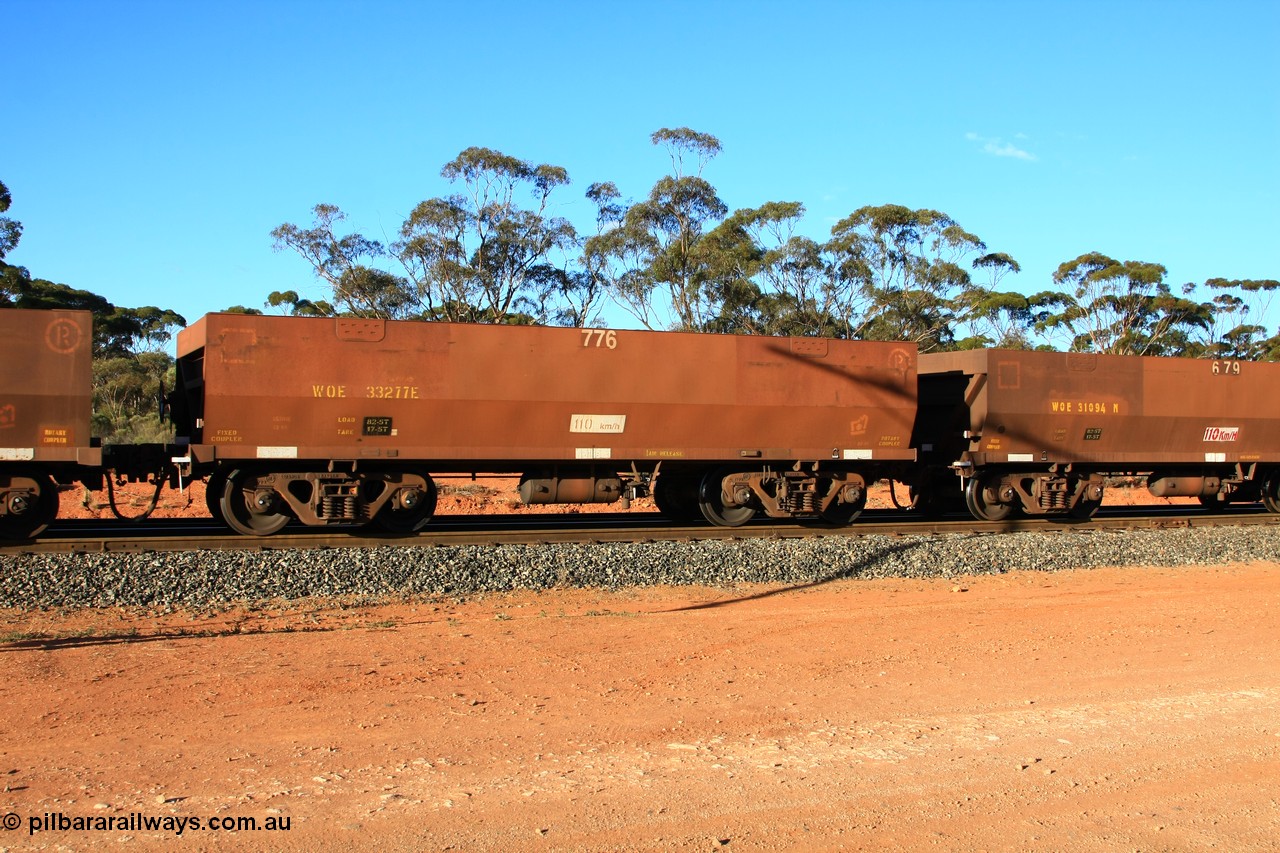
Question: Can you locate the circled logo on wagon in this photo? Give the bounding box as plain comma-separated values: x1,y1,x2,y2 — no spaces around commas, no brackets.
1202,426,1240,442
45,319,82,354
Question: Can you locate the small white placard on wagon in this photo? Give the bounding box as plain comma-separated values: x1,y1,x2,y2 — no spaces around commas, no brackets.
570,414,626,434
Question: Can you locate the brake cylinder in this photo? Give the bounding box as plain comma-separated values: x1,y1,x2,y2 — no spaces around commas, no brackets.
1146,475,1221,498
518,474,623,504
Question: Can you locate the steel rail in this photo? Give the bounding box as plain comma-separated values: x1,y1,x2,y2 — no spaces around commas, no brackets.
3,506,1277,556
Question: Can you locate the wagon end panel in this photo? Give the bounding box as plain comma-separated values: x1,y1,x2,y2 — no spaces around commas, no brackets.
0,308,95,463
729,337,918,463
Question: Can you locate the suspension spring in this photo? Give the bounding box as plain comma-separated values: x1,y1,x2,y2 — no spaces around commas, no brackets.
323,494,359,521
1038,479,1069,510
787,491,816,513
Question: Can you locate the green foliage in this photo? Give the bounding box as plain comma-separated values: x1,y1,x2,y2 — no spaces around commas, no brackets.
825,205,1000,351
396,147,577,323
1036,252,1213,355
264,290,333,316
1200,278,1280,360
10,276,186,356
585,128,731,330
92,353,175,443
272,149,581,325
1,182,186,353
262,141,1273,357
650,128,723,178
0,179,21,261
270,204,404,318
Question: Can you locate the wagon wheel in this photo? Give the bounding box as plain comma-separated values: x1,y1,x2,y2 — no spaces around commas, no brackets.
374,473,437,533
819,481,867,526
653,475,702,522
219,468,291,536
0,472,59,540
698,470,756,528
964,475,1015,522
1263,476,1280,514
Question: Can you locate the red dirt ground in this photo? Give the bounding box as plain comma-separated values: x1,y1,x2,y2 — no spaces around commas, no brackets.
2,563,1277,851
10,478,1271,851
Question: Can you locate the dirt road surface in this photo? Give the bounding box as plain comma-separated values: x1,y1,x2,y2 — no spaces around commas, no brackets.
2,559,1279,851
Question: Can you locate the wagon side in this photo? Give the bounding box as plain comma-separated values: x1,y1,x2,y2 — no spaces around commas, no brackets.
175,314,918,534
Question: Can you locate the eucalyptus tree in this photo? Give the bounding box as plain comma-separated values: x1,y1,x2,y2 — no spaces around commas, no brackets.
528,181,627,328
1200,278,1280,359
698,201,852,337
270,204,410,318
393,147,576,324
10,278,185,356
951,252,1033,348
264,290,335,317
1035,252,1212,355
0,179,20,263
585,128,730,330
693,208,767,334
1,178,26,304
824,205,996,351
0,177,184,442
9,277,184,439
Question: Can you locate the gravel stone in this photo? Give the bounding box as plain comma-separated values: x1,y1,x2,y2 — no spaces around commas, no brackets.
2,526,1279,609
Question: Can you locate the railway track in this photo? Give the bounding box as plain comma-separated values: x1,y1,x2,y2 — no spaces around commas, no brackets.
5,504,1278,556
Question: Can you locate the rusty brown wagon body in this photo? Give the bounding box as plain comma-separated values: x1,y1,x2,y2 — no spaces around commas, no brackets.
0,308,100,537
174,314,918,534
917,349,1280,519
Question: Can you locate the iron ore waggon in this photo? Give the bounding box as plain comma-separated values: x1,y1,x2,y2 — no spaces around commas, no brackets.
916,349,1280,519
5,305,1280,541
173,313,919,535
0,308,100,538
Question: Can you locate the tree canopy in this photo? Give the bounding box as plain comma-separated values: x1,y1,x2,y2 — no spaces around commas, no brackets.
265,132,1278,359
11,120,1280,374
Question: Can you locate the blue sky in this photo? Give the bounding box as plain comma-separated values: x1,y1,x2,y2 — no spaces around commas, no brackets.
5,0,1278,335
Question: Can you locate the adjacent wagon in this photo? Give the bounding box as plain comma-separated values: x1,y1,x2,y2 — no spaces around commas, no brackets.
0,308,99,537
917,349,1280,519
